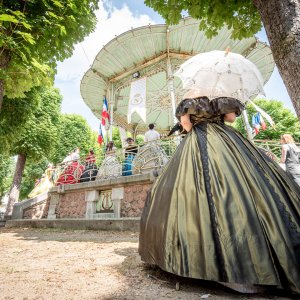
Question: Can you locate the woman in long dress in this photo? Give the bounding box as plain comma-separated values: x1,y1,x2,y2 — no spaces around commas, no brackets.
80,149,98,182
280,134,300,186
139,95,300,294
96,141,122,179
56,159,84,186
28,164,55,198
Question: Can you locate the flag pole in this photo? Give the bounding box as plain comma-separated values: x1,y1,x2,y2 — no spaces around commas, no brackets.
166,28,178,126
109,84,114,142
242,109,253,140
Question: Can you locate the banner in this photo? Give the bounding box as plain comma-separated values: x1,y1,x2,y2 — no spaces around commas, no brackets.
128,77,147,123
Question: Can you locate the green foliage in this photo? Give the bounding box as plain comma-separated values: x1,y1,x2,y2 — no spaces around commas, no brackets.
135,135,145,145
144,0,262,39
0,94,39,154
0,154,14,199
234,98,300,140
10,87,62,161
112,127,122,149
234,99,300,157
19,158,49,200
50,114,95,164
0,87,62,161
90,131,105,164
1,0,99,99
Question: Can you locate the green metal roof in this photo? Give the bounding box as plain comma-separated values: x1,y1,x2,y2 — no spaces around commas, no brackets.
80,17,274,134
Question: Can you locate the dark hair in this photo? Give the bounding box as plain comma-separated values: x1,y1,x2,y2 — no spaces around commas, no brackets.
126,137,134,143
149,123,154,130
89,149,94,155
106,141,114,152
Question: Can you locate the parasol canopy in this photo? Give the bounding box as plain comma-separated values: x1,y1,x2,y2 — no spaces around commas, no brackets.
174,50,265,104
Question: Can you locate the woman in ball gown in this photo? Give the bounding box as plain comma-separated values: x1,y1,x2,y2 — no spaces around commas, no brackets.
280,134,300,186
80,149,98,182
28,164,55,198
56,149,84,186
139,92,300,294
96,141,122,179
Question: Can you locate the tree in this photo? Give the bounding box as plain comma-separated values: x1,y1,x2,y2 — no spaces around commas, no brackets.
19,158,49,201
16,114,96,201
144,0,300,119
235,98,300,139
234,98,300,157
0,154,14,200
4,87,62,216
0,0,99,109
0,92,40,154
51,114,95,164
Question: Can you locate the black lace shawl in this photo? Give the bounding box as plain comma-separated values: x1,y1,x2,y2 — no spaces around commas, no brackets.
175,97,245,123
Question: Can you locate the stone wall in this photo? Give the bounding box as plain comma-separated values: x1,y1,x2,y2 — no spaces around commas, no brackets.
122,183,152,217
56,191,86,218
12,174,154,220
11,192,50,220
23,198,50,219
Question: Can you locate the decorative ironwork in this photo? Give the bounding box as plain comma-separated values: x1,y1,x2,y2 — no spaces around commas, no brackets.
50,137,284,185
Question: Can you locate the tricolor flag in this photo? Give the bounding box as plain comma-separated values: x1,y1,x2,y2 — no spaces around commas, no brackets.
101,97,110,126
252,112,267,136
249,100,275,129
252,112,262,135
98,124,104,145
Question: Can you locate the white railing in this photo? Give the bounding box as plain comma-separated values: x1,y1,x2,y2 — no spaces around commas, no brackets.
50,137,284,186
52,136,182,185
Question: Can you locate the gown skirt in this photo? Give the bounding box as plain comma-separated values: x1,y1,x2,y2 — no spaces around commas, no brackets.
139,121,300,293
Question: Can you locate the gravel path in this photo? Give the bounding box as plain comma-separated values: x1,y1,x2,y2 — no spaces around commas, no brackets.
0,228,296,300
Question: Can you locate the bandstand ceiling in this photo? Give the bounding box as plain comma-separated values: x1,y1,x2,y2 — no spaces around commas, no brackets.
80,17,275,134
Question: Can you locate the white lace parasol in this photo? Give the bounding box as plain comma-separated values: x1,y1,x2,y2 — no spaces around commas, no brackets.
174,50,265,104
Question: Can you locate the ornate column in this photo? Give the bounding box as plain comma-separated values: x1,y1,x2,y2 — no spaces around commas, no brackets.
242,110,253,140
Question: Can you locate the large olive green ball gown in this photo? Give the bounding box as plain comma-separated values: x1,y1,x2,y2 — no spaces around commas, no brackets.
139,97,300,294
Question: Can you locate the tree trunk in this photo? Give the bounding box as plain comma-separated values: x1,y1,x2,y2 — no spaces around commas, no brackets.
253,0,300,119
5,153,27,217
0,48,11,111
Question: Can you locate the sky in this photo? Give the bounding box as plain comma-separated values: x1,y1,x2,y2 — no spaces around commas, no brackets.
54,0,295,132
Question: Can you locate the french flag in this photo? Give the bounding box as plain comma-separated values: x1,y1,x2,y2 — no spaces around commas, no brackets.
101,97,110,126
98,123,104,145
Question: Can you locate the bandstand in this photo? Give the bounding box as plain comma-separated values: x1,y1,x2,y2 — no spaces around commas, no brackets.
80,17,274,137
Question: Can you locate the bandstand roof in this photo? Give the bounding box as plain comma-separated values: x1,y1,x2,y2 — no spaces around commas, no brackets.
80,17,274,134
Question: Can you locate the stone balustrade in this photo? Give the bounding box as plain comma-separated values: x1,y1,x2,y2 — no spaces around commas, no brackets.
12,173,154,220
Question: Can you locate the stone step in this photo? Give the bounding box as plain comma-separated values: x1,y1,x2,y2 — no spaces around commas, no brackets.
91,213,115,219
5,218,140,232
